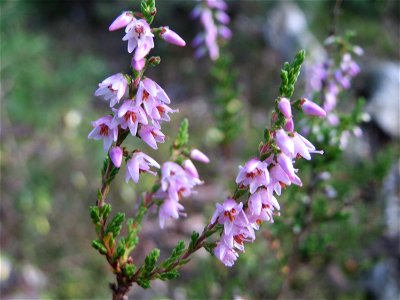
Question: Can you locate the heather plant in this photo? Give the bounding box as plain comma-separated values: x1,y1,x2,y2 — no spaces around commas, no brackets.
88,1,329,299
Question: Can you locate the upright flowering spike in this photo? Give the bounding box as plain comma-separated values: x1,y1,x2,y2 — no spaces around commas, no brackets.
109,146,123,168
109,11,134,31
278,98,292,118
123,18,154,61
94,73,128,107
160,27,186,47
190,149,210,163
301,98,327,117
125,151,160,183
88,115,118,152
236,158,270,193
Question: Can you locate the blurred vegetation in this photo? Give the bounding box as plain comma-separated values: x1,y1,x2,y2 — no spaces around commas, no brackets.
1,0,399,299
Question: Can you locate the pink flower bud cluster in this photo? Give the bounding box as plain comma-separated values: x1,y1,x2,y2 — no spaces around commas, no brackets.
210,96,326,267
154,149,209,228
192,0,231,60
88,12,187,184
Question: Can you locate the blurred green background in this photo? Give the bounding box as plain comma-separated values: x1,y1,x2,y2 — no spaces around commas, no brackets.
1,0,399,299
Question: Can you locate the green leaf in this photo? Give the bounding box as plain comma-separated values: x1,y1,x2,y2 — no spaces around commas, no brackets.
114,238,126,259
89,206,100,224
123,264,137,279
175,118,189,148
105,212,125,237
161,241,186,268
159,270,180,281
137,277,151,289
144,248,160,274
189,231,200,252
92,239,107,255
99,203,112,219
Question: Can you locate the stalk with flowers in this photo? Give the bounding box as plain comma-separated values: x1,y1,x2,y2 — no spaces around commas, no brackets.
88,1,327,299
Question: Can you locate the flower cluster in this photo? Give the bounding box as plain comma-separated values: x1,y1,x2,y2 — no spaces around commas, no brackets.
154,149,209,228
192,0,231,60
210,96,326,267
307,41,363,125
88,11,186,183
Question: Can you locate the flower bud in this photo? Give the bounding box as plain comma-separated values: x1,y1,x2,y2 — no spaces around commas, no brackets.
183,159,199,179
109,11,134,31
284,118,294,132
190,149,210,163
301,98,326,117
278,98,292,118
160,27,186,47
109,146,123,168
275,129,294,157
132,58,145,71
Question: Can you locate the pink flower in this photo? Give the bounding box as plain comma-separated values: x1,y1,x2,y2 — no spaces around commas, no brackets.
109,11,134,31
109,146,123,168
115,100,148,136
214,241,239,267
125,151,160,183
190,149,210,163
301,98,326,117
291,132,323,160
138,124,165,150
88,115,118,151
148,101,178,126
158,198,185,229
278,98,292,118
275,129,295,157
160,27,186,47
211,199,247,236
247,187,279,216
136,78,171,115
236,158,270,193
94,73,128,107
276,153,302,186
123,18,154,61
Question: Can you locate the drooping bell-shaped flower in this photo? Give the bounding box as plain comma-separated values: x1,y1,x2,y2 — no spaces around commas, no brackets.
125,151,160,183
190,149,210,163
88,115,118,152
236,158,270,193
138,124,165,150
94,73,128,107
123,18,154,61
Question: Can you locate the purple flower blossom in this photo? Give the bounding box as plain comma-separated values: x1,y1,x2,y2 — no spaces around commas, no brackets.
158,198,185,228
214,241,239,267
136,78,171,115
192,0,230,60
210,198,247,236
94,73,128,107
109,11,134,31
125,151,160,183
123,18,154,61
160,27,186,47
132,58,145,71
236,158,270,193
275,129,294,157
138,124,165,149
88,115,118,151
115,100,148,136
109,146,123,168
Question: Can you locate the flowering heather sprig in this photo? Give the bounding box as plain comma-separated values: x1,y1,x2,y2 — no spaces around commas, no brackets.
192,0,231,60
305,35,363,148
209,50,327,267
